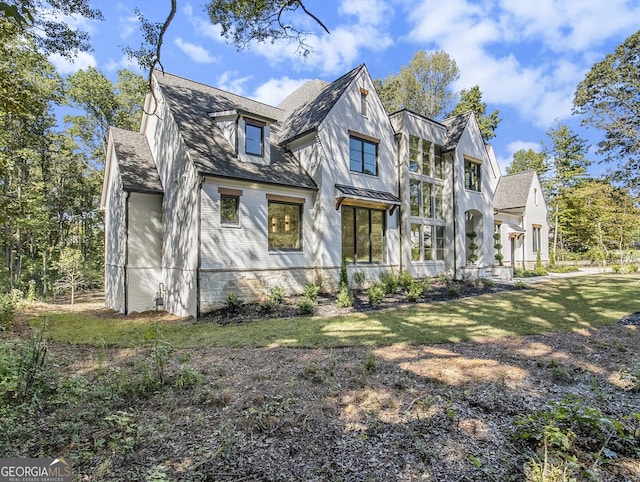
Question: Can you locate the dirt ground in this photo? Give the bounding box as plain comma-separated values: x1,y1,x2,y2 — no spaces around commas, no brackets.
8,290,640,481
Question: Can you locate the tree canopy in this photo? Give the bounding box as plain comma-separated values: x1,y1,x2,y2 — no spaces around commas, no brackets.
505,149,549,178
374,50,460,119
573,30,640,194
448,85,501,142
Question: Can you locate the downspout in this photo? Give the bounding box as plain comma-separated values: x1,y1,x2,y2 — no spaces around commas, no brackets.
196,176,204,319
124,191,131,315
395,133,403,274
450,150,458,280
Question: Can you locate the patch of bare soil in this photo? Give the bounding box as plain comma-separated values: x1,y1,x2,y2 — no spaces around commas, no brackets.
6,289,640,481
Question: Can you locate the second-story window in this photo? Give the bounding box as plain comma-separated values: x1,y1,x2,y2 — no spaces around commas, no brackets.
245,120,264,157
464,159,481,191
349,135,378,176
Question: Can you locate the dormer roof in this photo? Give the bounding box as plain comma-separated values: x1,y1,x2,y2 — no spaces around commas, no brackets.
153,70,316,190
494,170,536,211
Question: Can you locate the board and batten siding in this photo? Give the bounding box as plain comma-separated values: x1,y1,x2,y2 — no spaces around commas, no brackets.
312,68,400,282
199,180,317,311
142,84,199,318
126,192,163,313
103,147,126,314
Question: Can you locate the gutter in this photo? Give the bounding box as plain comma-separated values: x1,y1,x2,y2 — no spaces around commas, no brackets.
196,177,204,318
449,149,458,279
395,133,403,274
124,191,131,315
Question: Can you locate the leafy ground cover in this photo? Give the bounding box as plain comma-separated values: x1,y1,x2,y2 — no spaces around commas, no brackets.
2,275,639,481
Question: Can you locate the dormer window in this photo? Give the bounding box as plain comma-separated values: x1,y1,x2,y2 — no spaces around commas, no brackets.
245,120,264,157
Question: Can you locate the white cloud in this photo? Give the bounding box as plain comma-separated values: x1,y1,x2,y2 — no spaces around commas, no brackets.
174,38,219,64
216,71,252,96
48,52,96,75
183,3,225,41
250,0,394,75
104,54,143,74
252,77,311,105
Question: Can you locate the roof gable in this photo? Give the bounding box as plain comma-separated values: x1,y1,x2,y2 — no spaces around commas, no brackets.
110,127,163,194
277,64,366,144
153,71,316,190
494,170,536,210
442,111,473,150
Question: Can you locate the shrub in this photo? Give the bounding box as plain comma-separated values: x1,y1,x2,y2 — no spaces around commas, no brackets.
268,286,286,304
446,283,461,297
0,293,18,329
405,281,424,302
494,253,504,266
368,284,386,306
258,299,276,314
339,258,349,289
379,271,398,294
224,292,243,313
398,270,414,290
298,296,316,315
352,271,366,289
628,265,639,273
302,283,320,302
335,285,353,308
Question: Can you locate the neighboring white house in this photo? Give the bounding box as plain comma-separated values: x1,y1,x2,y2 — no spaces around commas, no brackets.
101,64,548,317
493,170,550,269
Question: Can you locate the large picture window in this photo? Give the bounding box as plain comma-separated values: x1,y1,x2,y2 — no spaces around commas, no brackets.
349,136,378,176
268,201,302,251
410,224,445,262
464,159,481,191
342,206,385,263
245,121,264,157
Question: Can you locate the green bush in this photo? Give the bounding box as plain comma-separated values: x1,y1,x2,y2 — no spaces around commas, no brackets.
0,293,17,329
258,299,276,314
339,258,349,289
302,284,320,302
335,285,353,308
368,284,386,306
298,296,316,315
379,271,398,294
446,283,461,297
405,281,424,302
268,286,286,304
224,292,243,313
398,270,414,290
352,271,366,289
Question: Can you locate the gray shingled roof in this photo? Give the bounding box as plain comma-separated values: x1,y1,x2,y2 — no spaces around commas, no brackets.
494,170,535,211
441,111,473,150
278,79,329,117
153,71,317,190
278,65,366,144
110,127,163,194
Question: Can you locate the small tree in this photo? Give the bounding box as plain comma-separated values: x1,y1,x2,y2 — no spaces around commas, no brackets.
55,248,86,305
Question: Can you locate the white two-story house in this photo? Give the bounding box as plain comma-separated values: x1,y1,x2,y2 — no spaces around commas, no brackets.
101,64,547,317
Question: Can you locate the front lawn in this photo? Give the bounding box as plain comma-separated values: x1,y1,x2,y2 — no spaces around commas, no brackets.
31,275,640,348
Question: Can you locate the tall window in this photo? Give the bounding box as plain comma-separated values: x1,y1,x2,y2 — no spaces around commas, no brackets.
464,159,481,191
349,136,377,176
410,224,445,261
434,145,443,179
268,201,302,251
342,206,385,263
532,225,541,252
409,135,420,173
245,121,264,156
409,180,443,220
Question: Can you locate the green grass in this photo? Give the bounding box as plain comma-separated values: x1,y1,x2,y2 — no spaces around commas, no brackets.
30,275,640,349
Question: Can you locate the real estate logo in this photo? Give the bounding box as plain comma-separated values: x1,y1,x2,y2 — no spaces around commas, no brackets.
0,458,72,482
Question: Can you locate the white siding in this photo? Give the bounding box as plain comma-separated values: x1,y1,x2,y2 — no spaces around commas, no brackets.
103,144,126,313
143,82,199,317
126,193,163,313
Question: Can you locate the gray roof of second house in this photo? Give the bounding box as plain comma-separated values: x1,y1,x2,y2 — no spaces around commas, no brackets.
110,127,163,194
153,70,317,190
277,64,366,145
441,111,473,150
494,170,536,210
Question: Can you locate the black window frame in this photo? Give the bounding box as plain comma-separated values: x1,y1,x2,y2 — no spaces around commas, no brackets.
464,159,481,191
341,206,386,263
245,120,264,157
349,136,378,176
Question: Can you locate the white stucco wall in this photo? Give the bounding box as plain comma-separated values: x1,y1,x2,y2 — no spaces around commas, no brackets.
522,175,550,265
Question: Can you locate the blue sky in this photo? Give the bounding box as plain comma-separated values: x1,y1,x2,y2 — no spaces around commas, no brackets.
49,0,640,175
